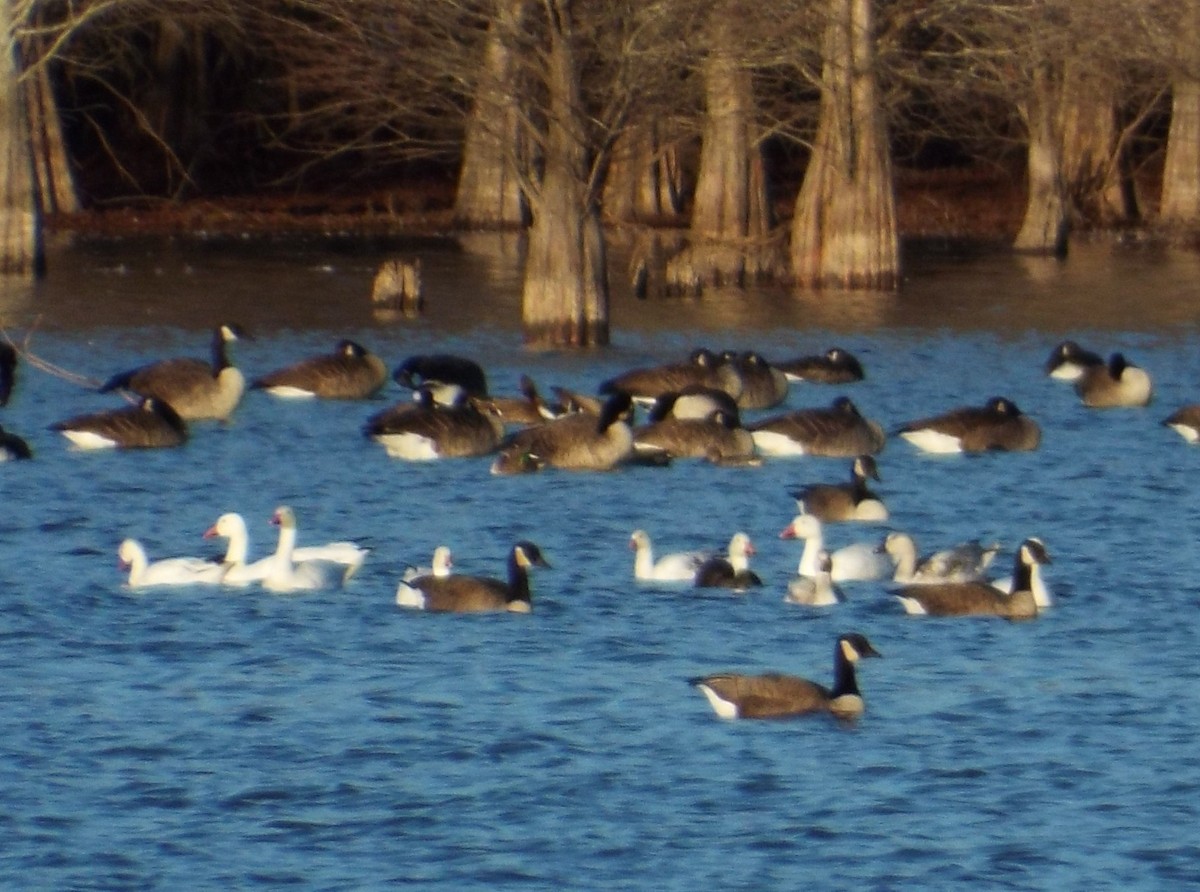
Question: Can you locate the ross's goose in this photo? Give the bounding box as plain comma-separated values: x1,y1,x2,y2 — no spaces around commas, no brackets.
118,538,226,590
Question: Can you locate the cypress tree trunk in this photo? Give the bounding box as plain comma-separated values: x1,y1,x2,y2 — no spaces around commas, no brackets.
454,0,529,229
1014,64,1069,255
21,36,78,217
1059,66,1129,226
521,1,608,348
1161,1,1200,225
790,0,898,291
603,122,682,224
0,9,41,278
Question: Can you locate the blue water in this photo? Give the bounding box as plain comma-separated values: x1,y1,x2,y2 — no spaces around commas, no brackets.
2,236,1200,889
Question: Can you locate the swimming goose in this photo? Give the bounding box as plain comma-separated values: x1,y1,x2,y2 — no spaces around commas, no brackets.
723,351,789,410
0,424,31,460
634,409,756,462
99,323,248,421
989,537,1053,608
778,513,890,582
1163,405,1200,443
897,396,1041,454
787,455,888,522
51,397,188,450
490,391,635,473
262,506,356,593
1074,353,1153,408
364,385,504,460
395,541,549,612
393,353,489,397
785,550,844,606
204,511,368,586
1044,340,1104,381
0,342,15,405
118,538,226,589
775,347,865,384
690,632,880,720
881,531,1000,585
750,396,886,457
251,339,388,399
629,529,709,583
694,532,762,590
599,348,744,405
893,537,1050,618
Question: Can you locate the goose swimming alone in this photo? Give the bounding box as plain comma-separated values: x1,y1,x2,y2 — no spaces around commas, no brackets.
787,455,888,522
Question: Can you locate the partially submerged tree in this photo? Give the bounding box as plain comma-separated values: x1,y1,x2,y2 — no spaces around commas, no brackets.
1159,0,1200,226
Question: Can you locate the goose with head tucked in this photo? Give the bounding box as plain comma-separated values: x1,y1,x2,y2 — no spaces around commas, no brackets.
262,506,356,593
118,538,226,590
634,408,755,463
893,537,1050,618
1163,405,1200,444
881,531,1000,585
694,532,762,591
392,353,488,398
365,384,504,460
1074,353,1153,408
599,348,744,406
490,391,635,473
785,550,844,606
787,455,888,522
690,633,881,720
1044,340,1104,381
750,396,885,458
722,351,789,410
778,513,890,582
99,323,249,421
629,529,709,583
251,339,388,400
897,396,1041,454
0,424,31,460
52,397,188,450
395,540,549,612
775,347,865,384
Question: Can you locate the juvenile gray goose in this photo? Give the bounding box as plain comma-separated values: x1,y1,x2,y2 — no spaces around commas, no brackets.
392,353,488,397
787,455,888,522
1044,340,1104,381
634,409,755,462
881,531,1000,584
99,323,248,421
723,351,789,410
490,391,635,473
364,384,503,460
251,339,388,399
774,347,865,384
599,348,744,405
897,396,1041,454
1074,353,1153,408
750,396,886,457
784,550,843,606
694,532,762,591
1163,405,1200,443
893,537,1050,619
690,633,880,720
51,397,188,450
0,424,31,460
395,541,549,613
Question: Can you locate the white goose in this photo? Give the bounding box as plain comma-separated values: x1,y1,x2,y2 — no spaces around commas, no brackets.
784,550,844,606
881,531,1000,585
118,538,227,590
204,511,368,586
629,529,709,583
262,506,360,593
778,514,890,582
401,545,454,583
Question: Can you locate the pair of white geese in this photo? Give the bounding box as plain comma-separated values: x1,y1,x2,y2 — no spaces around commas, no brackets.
119,506,368,592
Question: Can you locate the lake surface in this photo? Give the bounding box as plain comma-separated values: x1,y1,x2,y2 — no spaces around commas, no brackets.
2,232,1199,889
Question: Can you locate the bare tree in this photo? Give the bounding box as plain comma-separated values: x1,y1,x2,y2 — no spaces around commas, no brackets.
1160,0,1200,225
0,1,39,277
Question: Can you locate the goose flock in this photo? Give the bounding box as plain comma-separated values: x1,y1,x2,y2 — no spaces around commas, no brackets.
3,327,1191,724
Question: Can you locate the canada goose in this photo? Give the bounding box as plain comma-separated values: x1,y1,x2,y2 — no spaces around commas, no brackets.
99,323,249,421
897,396,1041,454
482,376,564,427
647,386,741,424
51,397,188,450
778,513,890,582
775,347,865,384
0,424,31,460
629,529,709,582
694,532,762,591
551,386,605,416
251,339,388,399
1044,340,1104,381
395,540,550,612
881,531,1000,584
785,550,843,606
893,537,1050,618
262,506,356,593
787,455,888,522
1163,405,1200,443
689,632,881,720
750,396,886,457
392,353,488,397
1074,353,1153,408
0,342,15,405
490,391,635,473
634,409,756,462
203,511,368,586
599,348,744,405
364,385,504,460
989,536,1053,609
118,538,226,590
723,351,789,410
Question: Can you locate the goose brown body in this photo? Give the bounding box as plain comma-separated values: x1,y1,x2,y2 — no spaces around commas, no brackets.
1074,353,1153,408
396,541,549,612
788,455,887,522
52,397,188,449
898,397,1041,453
894,538,1050,619
491,392,635,472
750,396,886,457
775,347,865,384
252,340,387,399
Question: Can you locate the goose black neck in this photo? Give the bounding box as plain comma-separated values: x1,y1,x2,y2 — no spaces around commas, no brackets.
831,646,861,698
506,550,533,605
